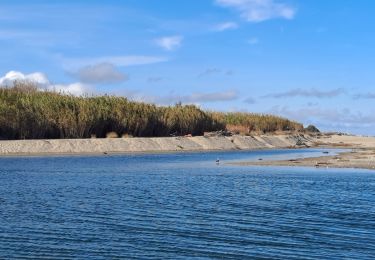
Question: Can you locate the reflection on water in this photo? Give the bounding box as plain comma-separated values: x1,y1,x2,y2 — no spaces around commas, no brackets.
0,149,374,259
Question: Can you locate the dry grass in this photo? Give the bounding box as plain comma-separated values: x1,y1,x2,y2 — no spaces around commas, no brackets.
210,112,303,134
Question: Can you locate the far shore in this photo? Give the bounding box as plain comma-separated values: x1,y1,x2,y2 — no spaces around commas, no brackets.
1,134,375,171
231,149,375,171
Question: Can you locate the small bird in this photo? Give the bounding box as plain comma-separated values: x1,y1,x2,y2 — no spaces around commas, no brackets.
216,158,220,164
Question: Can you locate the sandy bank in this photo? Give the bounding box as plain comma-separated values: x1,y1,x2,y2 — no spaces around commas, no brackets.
314,134,375,148
231,135,375,170
0,134,314,156
232,149,375,170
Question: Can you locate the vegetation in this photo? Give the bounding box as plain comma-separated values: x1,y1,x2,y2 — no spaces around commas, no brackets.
0,83,304,140
210,112,303,134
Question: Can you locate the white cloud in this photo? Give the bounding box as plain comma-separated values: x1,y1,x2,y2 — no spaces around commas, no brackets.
0,70,90,96
155,35,183,51
215,0,296,22
71,62,128,84
0,71,50,87
214,22,239,31
52,82,91,96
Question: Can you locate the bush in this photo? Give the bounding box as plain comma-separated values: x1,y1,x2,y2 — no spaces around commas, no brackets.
305,125,320,133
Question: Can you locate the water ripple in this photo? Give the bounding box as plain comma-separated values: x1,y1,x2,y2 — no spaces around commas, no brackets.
0,149,375,259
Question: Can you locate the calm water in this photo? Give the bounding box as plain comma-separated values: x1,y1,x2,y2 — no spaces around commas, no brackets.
1,149,375,259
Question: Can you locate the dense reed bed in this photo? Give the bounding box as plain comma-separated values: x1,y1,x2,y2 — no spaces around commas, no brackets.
0,83,303,139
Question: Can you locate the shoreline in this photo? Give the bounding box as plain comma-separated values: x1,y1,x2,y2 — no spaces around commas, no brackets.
0,134,375,171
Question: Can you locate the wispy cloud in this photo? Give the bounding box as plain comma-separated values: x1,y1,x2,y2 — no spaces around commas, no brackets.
270,105,375,132
353,92,375,99
215,0,296,22
0,28,82,47
263,88,345,98
0,30,34,39
148,90,239,105
213,22,239,31
197,68,234,77
61,55,168,70
70,63,128,84
198,68,221,77
155,35,183,51
248,37,259,45
147,77,163,83
243,97,256,104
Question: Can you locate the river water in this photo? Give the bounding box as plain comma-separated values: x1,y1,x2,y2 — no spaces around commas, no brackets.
0,149,374,259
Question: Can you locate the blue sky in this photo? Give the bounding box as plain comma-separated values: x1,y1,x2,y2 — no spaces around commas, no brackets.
0,0,375,135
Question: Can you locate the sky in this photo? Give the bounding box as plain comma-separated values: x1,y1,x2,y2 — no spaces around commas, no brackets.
0,0,375,135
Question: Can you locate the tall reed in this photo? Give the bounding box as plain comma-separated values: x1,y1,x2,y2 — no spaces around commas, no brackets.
0,83,303,139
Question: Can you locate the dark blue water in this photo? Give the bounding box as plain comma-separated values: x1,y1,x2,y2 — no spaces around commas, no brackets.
1,149,375,259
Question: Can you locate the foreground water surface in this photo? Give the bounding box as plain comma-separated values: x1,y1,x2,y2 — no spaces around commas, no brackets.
0,148,374,259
